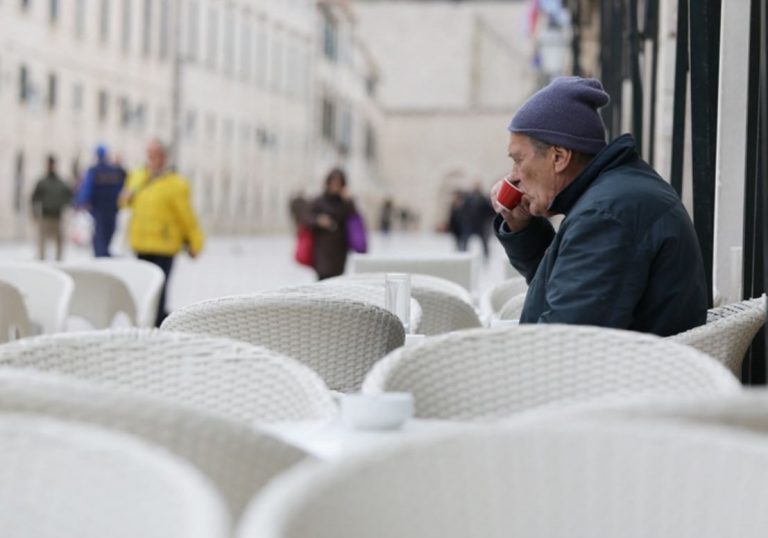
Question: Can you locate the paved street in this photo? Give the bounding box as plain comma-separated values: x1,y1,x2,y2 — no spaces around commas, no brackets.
0,231,513,312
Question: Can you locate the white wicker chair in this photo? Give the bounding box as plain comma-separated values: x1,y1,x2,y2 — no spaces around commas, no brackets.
669,296,766,376
0,414,229,538
324,274,481,335
0,280,31,343
349,253,476,292
269,284,423,334
362,325,740,421
237,420,768,538
480,276,528,319
0,368,310,518
162,294,405,392
57,266,137,328
0,329,336,423
0,262,73,334
497,291,527,321
64,258,165,328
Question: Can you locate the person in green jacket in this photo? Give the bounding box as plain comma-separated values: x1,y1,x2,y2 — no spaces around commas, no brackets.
30,155,72,261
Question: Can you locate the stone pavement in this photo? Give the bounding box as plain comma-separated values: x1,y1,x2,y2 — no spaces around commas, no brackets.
0,231,514,311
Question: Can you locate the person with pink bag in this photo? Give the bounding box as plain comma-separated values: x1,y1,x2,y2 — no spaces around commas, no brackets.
304,168,365,280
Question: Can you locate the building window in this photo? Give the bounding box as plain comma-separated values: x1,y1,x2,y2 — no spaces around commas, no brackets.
134,102,146,130
119,96,131,127
74,0,86,37
206,6,218,69
240,18,252,81
121,0,132,52
72,82,83,112
20,0,30,12
100,0,110,43
186,0,199,62
322,9,337,62
158,0,169,60
321,97,335,142
142,0,152,56
271,29,283,91
47,73,57,110
206,113,216,140
223,5,235,76
338,107,352,154
49,0,60,24
185,109,197,139
18,65,29,104
98,90,109,122
365,124,376,161
254,19,267,86
13,151,25,214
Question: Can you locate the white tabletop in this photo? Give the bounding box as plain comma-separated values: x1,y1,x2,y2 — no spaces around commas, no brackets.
259,419,476,460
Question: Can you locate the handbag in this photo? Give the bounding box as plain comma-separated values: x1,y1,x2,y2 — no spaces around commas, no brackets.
346,212,368,254
294,225,314,266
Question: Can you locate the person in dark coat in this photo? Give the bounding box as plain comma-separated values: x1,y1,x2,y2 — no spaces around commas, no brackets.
490,77,707,337
307,168,356,280
30,155,72,261
461,182,495,259
76,144,126,257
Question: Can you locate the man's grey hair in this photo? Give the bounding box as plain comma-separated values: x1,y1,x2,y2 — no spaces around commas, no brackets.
529,136,553,155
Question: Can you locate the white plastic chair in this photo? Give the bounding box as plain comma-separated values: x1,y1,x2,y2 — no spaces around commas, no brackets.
0,281,31,343
0,329,336,423
349,252,476,292
238,419,768,538
62,258,165,328
0,262,73,334
669,296,766,376
324,274,482,335
497,291,527,321
480,277,528,319
57,266,137,328
162,294,405,392
0,414,229,538
363,325,740,421
0,368,309,518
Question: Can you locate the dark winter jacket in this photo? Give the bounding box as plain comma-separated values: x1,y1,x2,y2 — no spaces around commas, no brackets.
31,173,72,218
308,193,356,279
494,134,707,336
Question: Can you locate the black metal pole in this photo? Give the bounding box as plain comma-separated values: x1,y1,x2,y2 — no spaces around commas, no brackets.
645,0,660,168
670,0,688,196
628,0,644,156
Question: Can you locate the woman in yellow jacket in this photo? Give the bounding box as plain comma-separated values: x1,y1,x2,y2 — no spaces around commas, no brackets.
121,139,204,326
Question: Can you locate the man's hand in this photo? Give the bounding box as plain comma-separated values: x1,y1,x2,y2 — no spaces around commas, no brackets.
490,178,532,233
316,214,336,230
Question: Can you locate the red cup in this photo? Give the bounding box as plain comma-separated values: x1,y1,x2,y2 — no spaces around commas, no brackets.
497,178,524,210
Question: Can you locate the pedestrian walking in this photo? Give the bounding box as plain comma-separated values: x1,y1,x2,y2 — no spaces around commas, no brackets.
121,139,204,326
305,168,357,280
30,155,72,261
76,144,126,257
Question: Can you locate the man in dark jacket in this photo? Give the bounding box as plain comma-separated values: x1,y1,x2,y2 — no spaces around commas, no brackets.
31,155,72,261
490,77,707,336
76,144,126,257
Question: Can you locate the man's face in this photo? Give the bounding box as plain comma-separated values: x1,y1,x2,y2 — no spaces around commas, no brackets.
507,133,557,217
147,142,166,173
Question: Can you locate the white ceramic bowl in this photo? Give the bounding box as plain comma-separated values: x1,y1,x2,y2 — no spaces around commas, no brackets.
341,392,415,431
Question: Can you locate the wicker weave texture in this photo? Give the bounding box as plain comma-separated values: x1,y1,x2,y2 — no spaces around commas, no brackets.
669,296,766,375
268,284,422,334
362,325,740,421
238,421,768,538
0,368,309,519
324,274,481,335
0,414,229,538
162,294,405,392
0,329,336,423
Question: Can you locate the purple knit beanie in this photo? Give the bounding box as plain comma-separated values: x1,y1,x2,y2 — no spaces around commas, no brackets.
508,77,610,155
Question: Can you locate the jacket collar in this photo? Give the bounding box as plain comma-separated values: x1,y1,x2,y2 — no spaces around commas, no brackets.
548,134,637,215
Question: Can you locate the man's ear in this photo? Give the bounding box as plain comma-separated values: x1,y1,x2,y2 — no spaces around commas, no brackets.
552,146,572,173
